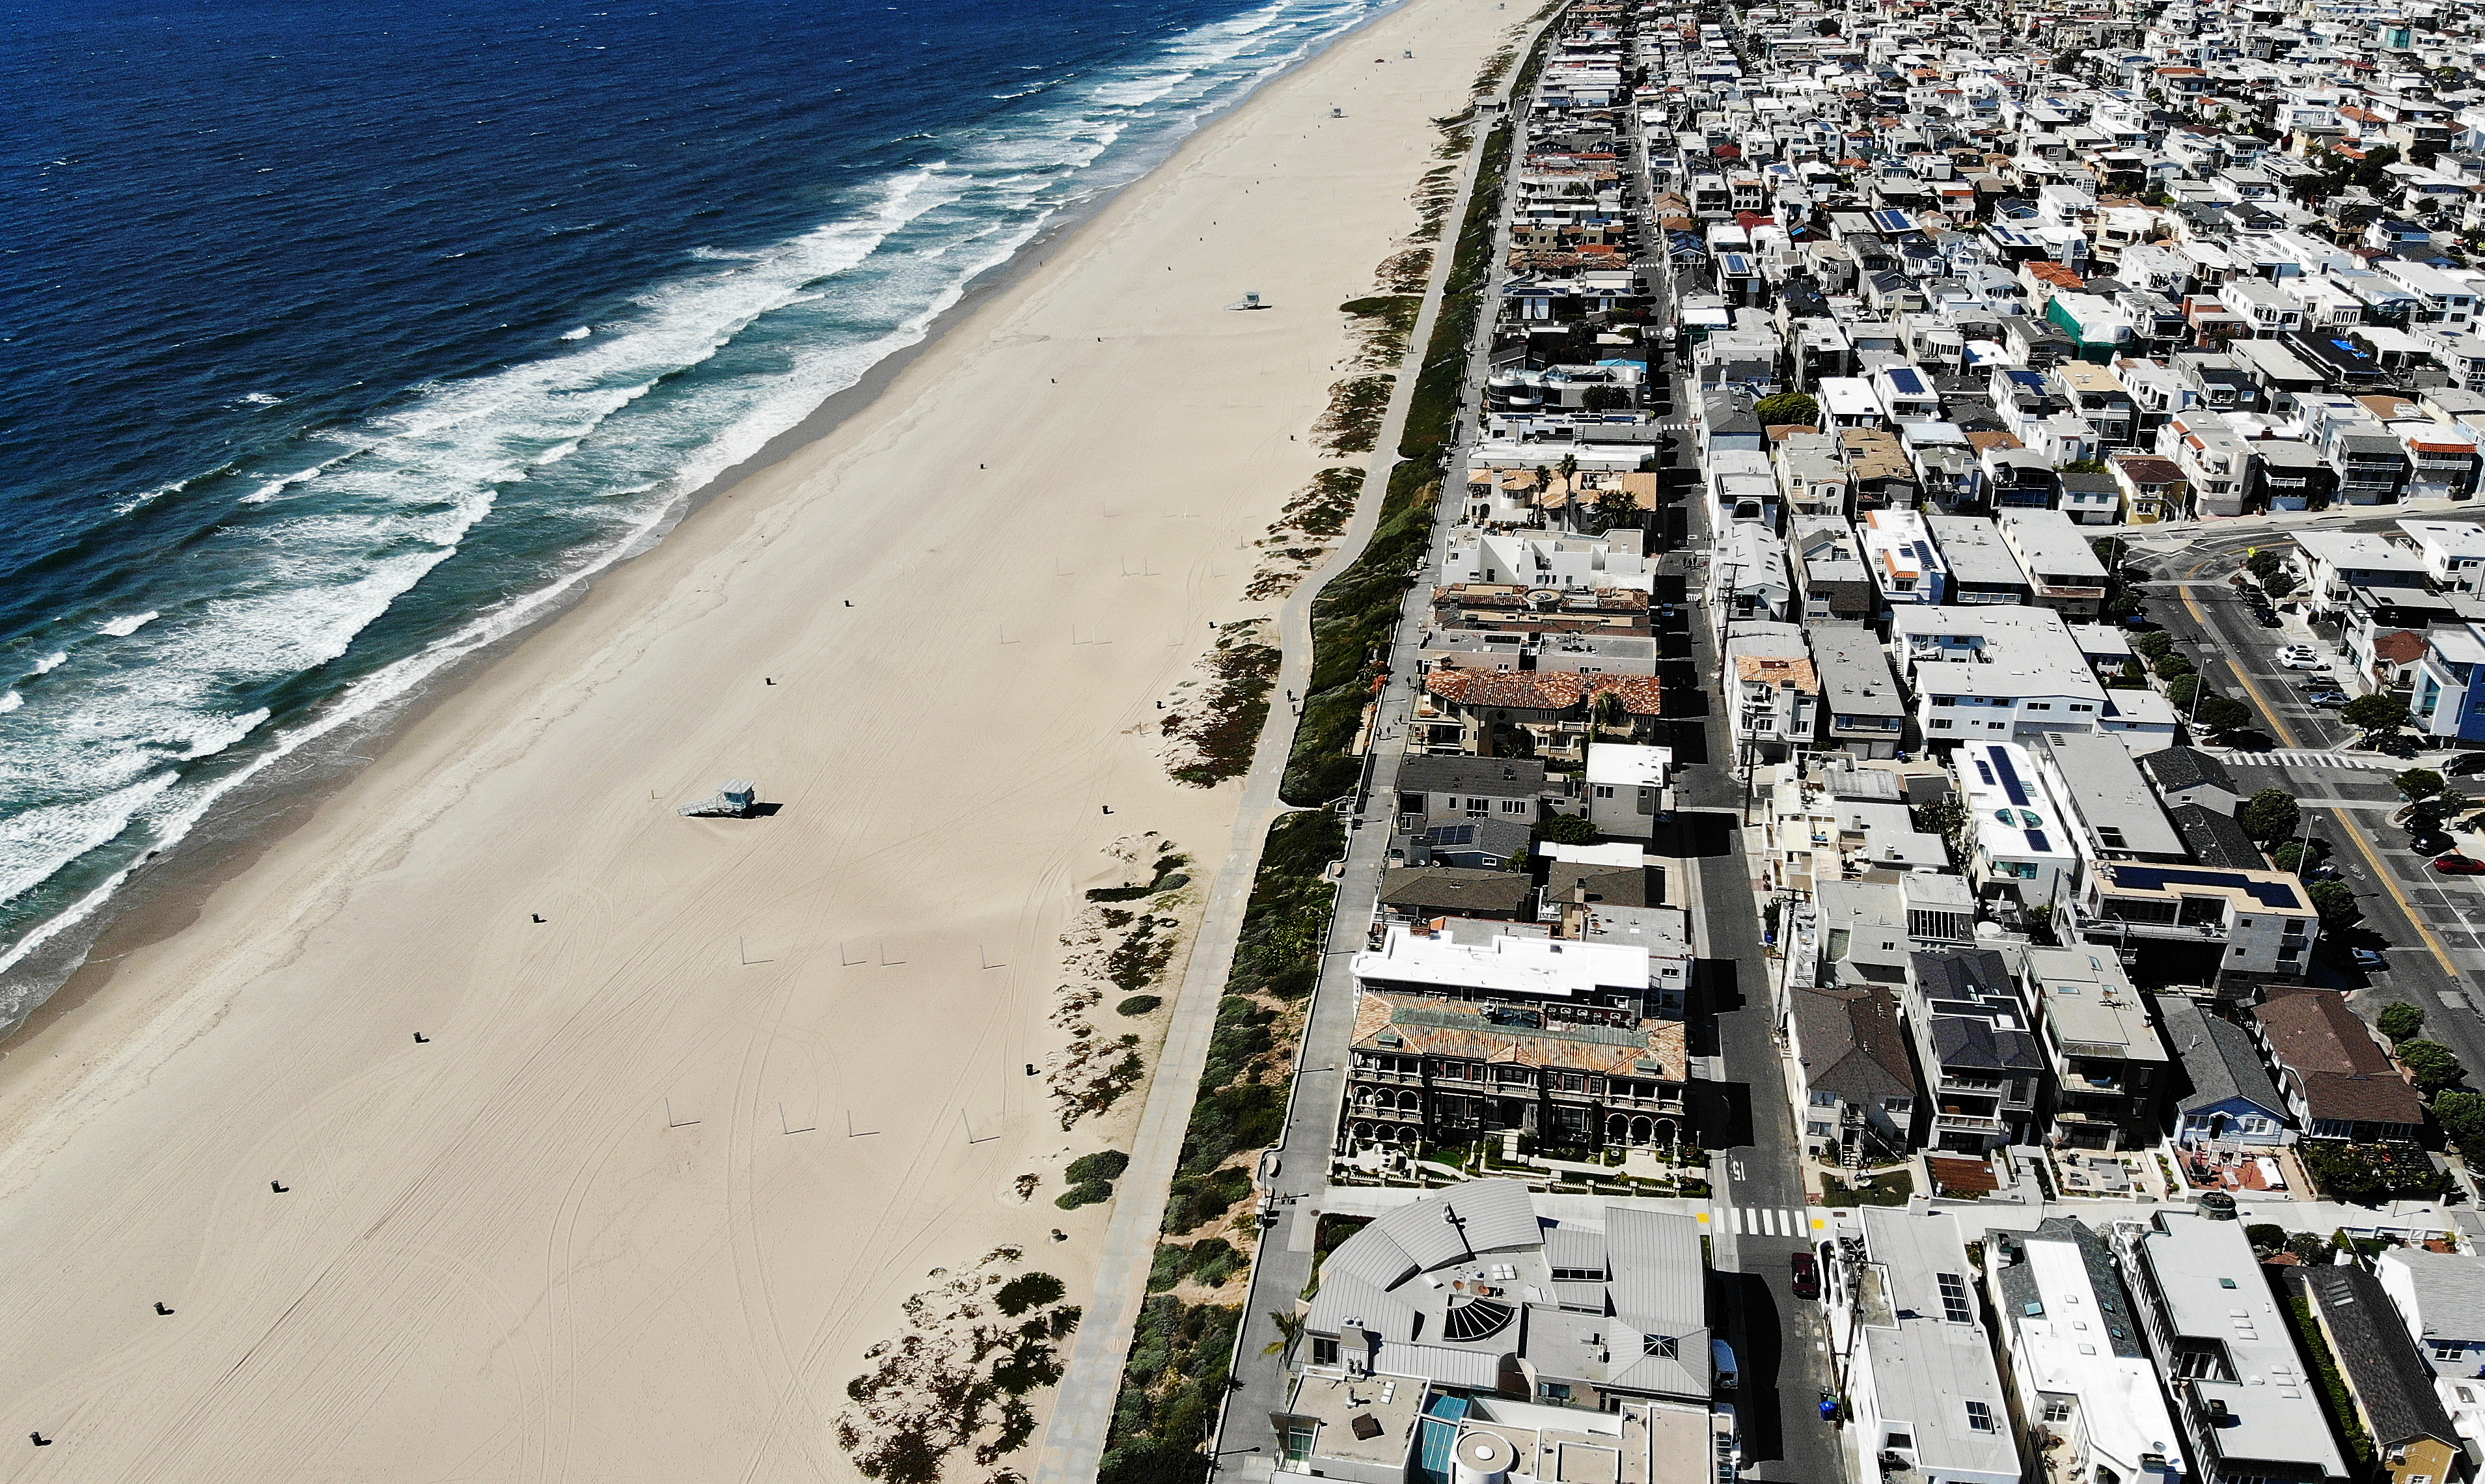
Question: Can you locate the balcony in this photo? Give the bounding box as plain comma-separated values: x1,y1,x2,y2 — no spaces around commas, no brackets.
1352,1067,1425,1086
1934,1109,2007,1133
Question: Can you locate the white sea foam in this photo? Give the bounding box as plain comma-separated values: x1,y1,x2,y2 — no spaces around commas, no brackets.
30,653,66,676
236,391,282,406
0,695,19,715
0,0,1388,986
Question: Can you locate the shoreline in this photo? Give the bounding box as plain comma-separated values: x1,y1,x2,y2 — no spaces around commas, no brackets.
0,0,1514,1476
0,0,1429,1049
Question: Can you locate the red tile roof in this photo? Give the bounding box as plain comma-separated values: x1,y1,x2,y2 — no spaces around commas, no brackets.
1425,669,1666,715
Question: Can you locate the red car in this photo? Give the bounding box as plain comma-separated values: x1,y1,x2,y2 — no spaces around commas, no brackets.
1791,1250,1820,1300
2432,855,2485,875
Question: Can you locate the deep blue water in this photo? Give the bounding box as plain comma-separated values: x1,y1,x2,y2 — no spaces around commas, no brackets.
0,0,1384,997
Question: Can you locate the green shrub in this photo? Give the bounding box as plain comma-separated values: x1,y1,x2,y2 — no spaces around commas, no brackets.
1055,1180,1114,1210
1116,994,1164,1017
2400,1039,2467,1095
1201,996,1277,1090
1224,811,1341,1002
1067,1149,1131,1186
1183,1237,1241,1287
995,1271,1067,1316
2378,1002,2426,1043
1146,1244,1185,1293
2245,1222,2288,1252
1163,1166,1255,1235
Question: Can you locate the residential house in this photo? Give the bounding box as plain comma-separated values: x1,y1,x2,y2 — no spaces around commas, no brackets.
2117,1211,2352,1484
1997,509,2113,621
1810,624,1908,760
2020,945,2169,1151
2304,1265,2466,1484
2377,1247,2485,1464
1789,982,1917,1167
1833,1208,2024,1484
1902,946,2045,1153
2252,986,2426,1142
1985,1218,2184,1484
2159,996,2295,1148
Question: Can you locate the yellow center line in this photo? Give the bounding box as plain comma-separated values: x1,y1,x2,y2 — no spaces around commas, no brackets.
2179,581,2463,981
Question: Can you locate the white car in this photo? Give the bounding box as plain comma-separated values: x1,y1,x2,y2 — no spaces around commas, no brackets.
2278,645,2317,661
2277,655,2330,670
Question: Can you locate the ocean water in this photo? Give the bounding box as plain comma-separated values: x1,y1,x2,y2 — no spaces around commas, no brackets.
0,0,1389,1007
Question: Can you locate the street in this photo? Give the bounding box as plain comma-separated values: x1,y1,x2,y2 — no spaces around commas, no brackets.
2135,516,2485,1097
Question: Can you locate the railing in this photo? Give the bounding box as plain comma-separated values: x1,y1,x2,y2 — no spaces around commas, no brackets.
1933,1110,2007,1133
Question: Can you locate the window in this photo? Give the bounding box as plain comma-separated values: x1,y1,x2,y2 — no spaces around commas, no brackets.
2027,702,2051,711
1932,719,1955,730
1501,799,1527,816
2070,703,2095,713
1595,785,1615,799
2042,1399,2074,1423
1311,1336,1339,1367
1965,1401,1995,1433
1809,1122,1833,1136
1466,799,1489,818
1938,1272,1973,1323
2435,1341,2467,1361
1540,1382,1572,1403
1811,1091,1839,1106
1884,1432,1914,1451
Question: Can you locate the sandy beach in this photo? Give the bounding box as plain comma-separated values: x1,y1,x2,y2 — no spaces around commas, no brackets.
0,1,1510,1478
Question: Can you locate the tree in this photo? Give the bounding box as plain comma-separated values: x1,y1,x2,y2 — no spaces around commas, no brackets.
2245,1222,2289,1254
2378,1002,2426,1044
2262,571,2299,598
2273,839,2328,875
2307,879,2362,932
2399,1039,2467,1097
2153,653,2197,682
2395,767,2446,801
2132,631,2177,661
2195,693,2253,733
2240,788,2302,842
2246,549,2286,581
1582,384,1632,412
2435,1090,2485,1155
1753,392,1820,428
1535,812,1599,845
2166,674,2205,714
2342,694,2413,736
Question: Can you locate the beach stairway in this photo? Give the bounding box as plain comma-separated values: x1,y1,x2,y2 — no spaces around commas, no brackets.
678,778,761,818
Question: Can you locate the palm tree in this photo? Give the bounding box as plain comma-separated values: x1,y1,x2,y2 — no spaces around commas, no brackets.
1556,453,1581,530
1591,689,1627,741
1263,1309,1306,1358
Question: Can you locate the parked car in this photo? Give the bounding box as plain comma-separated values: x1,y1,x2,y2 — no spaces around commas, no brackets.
2449,753,2485,777
1711,1338,1738,1392
2309,692,2350,708
1791,1250,1820,1300
2432,854,2485,875
2353,948,2389,969
2411,832,2458,859
2253,610,2283,628
2278,656,2331,671
2279,644,2317,660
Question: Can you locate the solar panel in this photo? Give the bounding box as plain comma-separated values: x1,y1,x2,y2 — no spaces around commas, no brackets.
1988,747,2030,806
2025,829,2052,853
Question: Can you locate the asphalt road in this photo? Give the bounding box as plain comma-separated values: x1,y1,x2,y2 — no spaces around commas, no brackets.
2137,519,2485,1101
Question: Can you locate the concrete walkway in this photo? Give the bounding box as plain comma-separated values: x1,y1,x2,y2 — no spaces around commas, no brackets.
1028,16,1554,1481
1203,18,1568,1483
